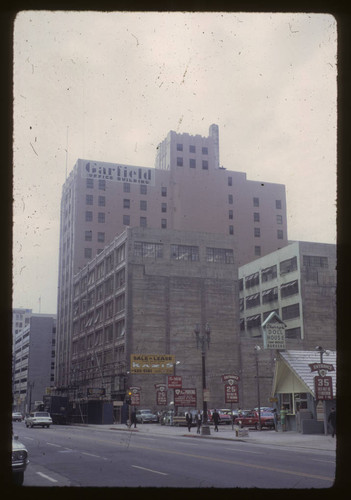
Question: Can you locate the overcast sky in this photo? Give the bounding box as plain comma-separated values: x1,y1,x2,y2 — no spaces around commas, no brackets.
13,11,337,314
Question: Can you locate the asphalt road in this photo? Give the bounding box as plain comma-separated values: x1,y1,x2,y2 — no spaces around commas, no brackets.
12,422,336,489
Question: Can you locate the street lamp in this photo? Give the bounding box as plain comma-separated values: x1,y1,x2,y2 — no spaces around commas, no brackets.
254,345,262,431
194,323,211,435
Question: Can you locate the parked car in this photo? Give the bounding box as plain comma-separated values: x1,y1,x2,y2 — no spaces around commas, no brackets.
173,410,197,427
12,412,23,422
135,409,158,424
12,434,29,485
234,410,274,430
25,411,53,428
208,409,232,425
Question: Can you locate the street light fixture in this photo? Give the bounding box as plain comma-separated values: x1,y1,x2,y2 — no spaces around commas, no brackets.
193,323,211,435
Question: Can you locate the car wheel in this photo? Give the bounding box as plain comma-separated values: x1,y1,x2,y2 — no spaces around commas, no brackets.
13,471,24,486
47,425,50,428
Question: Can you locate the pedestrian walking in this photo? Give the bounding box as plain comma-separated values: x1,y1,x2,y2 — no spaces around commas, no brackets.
131,408,137,428
186,412,193,432
328,407,336,437
195,410,202,434
272,408,278,431
212,409,220,432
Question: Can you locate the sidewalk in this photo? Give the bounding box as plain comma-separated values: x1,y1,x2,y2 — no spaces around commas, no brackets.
78,422,336,452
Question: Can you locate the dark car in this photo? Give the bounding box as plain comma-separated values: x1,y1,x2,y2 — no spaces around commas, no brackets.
234,410,274,430
12,435,29,485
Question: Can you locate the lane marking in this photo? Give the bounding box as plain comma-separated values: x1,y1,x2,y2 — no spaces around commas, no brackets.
132,465,168,476
36,472,58,483
311,458,336,464
81,452,102,458
127,444,334,482
22,436,35,441
46,442,62,447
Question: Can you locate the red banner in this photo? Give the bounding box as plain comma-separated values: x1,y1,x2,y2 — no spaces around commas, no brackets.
168,376,182,389
225,384,239,403
174,388,197,407
314,376,333,400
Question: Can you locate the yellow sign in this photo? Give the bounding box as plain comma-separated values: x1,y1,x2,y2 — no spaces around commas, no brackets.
130,354,175,374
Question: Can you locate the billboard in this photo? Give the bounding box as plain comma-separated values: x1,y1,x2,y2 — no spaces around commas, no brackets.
174,388,197,407
130,354,175,374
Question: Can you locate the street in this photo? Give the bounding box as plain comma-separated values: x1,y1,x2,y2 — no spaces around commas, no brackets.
13,422,336,488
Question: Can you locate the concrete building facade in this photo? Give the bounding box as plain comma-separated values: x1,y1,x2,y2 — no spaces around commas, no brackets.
12,314,56,413
238,241,336,409
70,227,240,413
56,124,288,388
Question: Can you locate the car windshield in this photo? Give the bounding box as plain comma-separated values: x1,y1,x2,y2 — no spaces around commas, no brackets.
35,412,50,417
261,412,273,416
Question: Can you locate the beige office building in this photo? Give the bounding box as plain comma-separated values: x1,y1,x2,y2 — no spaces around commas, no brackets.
56,124,288,389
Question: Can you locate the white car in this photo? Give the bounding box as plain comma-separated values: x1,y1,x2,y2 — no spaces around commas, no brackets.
12,412,23,422
12,435,29,485
25,411,52,428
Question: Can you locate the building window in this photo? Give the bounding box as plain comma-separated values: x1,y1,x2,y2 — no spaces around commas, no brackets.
277,229,284,239
254,212,260,222
98,180,106,190
262,286,278,303
229,225,234,235
276,215,283,224
280,256,297,274
162,203,167,213
123,215,130,226
140,200,147,211
228,194,233,204
254,227,261,237
86,178,94,188
177,143,183,151
303,255,329,268
171,244,199,261
97,232,105,243
261,265,277,282
246,314,261,329
123,183,130,193
276,200,282,209
85,230,92,241
177,157,183,166
253,197,259,207
140,216,147,227
85,211,93,222
123,199,130,209
98,212,105,223
228,176,232,186
263,308,279,321
161,187,167,197
206,247,234,264
202,147,208,154
98,196,106,207
202,160,208,170
161,219,167,229
282,303,300,320
86,194,93,205
190,158,196,168
84,248,92,259
239,278,243,291
134,241,163,258
229,209,233,220
255,246,261,256
280,280,299,298
140,184,147,195
245,272,259,288
285,327,301,339
189,145,196,153
115,294,125,313
246,293,260,309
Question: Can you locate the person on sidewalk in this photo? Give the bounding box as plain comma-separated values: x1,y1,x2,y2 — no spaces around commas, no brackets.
195,410,202,434
186,412,193,432
328,407,336,437
131,408,137,428
212,409,220,432
272,408,278,431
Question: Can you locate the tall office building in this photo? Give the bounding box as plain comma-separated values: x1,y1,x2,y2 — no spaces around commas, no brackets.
56,124,288,388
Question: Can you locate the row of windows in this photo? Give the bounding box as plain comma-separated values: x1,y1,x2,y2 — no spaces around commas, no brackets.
177,157,209,169
86,179,106,190
241,303,300,328
253,228,284,239
240,315,301,338
121,215,168,229
253,213,283,224
133,241,234,264
177,144,208,154
85,231,105,243
72,319,125,352
85,211,105,223
85,194,106,206
252,198,282,209
241,280,299,310
240,257,298,291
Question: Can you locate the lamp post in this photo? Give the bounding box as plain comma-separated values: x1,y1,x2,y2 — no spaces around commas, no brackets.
194,323,211,435
173,360,180,417
315,346,330,436
254,345,262,431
